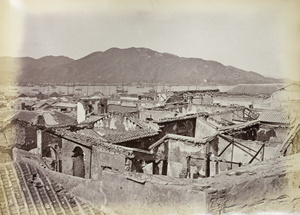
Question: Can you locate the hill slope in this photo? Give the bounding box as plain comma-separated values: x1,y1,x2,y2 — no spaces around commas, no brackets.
1,48,279,85
0,56,74,84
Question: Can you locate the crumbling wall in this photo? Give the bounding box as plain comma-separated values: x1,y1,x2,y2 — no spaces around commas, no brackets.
168,139,206,178
274,127,290,143
19,147,300,215
206,153,300,214
139,110,176,121
41,131,62,156
195,118,216,139
107,104,138,113
101,171,207,215
44,167,208,215
160,119,196,137
3,124,23,147
285,127,300,156
94,114,140,131
2,123,38,151
61,138,91,179
91,145,126,180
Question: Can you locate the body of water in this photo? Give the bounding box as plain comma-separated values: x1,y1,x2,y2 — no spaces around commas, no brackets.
1,84,234,96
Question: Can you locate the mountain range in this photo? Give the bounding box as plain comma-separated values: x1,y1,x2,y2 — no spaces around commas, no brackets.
0,47,280,85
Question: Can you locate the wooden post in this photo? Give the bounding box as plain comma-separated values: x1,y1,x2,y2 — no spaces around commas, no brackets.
215,161,219,175
206,153,211,177
162,160,168,176
262,144,265,161
186,156,191,178
249,143,265,164
152,161,159,175
230,143,234,170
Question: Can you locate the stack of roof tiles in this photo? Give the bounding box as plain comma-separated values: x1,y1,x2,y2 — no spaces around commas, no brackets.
0,162,104,215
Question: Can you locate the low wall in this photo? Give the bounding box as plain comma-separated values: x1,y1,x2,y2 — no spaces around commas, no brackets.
101,172,207,215
206,153,300,214
17,147,300,215
45,168,208,215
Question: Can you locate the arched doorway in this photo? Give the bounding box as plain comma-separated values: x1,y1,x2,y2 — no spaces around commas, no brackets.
72,146,85,178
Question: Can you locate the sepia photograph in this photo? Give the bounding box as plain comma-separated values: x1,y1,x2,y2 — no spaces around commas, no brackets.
1,0,300,214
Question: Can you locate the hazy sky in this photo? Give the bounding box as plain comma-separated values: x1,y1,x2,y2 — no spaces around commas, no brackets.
1,0,300,79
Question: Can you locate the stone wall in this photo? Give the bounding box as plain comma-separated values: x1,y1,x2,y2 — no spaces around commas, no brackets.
94,114,140,131
41,131,62,157
159,119,196,138
168,139,206,178
24,148,300,215
211,109,244,122
61,138,92,179
90,145,126,180
206,153,300,214
100,172,207,215
1,122,39,151
45,168,208,215
195,118,216,138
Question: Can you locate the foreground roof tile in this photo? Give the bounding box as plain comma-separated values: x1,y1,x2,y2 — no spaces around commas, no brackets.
0,162,105,215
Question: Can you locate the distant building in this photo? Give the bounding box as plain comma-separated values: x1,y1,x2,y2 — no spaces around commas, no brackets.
226,84,283,96
49,102,77,112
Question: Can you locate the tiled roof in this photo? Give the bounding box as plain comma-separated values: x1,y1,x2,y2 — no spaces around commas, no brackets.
1,110,77,129
45,111,77,127
49,92,62,97
31,100,50,109
197,117,219,129
149,133,218,150
49,128,134,155
226,84,283,95
153,113,207,124
48,129,96,148
274,83,300,93
0,162,104,215
127,117,149,129
52,103,77,108
79,116,103,125
104,129,159,144
258,111,290,124
76,129,108,142
107,104,137,113
9,111,40,124
219,120,260,132
127,117,160,131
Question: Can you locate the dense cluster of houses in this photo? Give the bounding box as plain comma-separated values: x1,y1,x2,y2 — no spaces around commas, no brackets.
0,83,299,213
0,83,299,177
